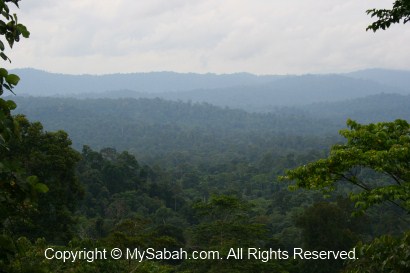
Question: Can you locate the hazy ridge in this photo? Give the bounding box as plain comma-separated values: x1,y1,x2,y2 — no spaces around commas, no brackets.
11,68,410,111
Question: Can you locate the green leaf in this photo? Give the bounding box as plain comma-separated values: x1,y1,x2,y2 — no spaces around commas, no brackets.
34,183,49,193
5,32,14,48
16,24,29,38
6,73,19,85
0,52,9,62
27,176,49,193
26,175,39,185
0,67,8,77
6,100,16,110
1,11,10,20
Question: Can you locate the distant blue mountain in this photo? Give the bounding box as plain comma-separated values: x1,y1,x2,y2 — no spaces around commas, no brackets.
345,68,410,92
9,68,409,109
11,68,282,95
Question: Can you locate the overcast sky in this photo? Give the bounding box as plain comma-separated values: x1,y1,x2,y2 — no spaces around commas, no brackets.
6,0,410,75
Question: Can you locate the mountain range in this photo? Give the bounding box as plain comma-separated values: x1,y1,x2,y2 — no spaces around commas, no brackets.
11,68,410,111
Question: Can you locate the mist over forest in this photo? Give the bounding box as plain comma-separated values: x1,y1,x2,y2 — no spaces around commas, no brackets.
10,68,410,160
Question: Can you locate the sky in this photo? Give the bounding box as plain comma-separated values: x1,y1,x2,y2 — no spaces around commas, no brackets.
5,0,410,75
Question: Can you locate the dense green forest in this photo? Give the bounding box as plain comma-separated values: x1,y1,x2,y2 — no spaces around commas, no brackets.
11,96,341,166
1,1,410,272
2,95,409,272
11,93,410,166
1,112,409,272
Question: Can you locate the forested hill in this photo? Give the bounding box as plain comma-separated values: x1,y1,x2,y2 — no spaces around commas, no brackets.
11,93,410,166
11,68,281,95
12,96,338,166
11,68,410,111
302,93,410,123
345,68,410,91
145,74,402,111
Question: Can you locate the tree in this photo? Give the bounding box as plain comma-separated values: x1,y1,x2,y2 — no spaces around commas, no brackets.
281,119,410,272
366,0,410,31
0,0,29,149
0,1,51,271
187,195,287,273
351,2,410,270
7,116,82,243
281,119,410,214
0,0,29,99
0,0,38,232
295,200,368,273
343,231,410,273
0,0,33,221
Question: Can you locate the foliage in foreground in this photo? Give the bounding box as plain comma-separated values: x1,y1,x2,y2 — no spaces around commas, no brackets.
281,119,410,214
344,231,410,273
282,119,410,272
367,0,410,31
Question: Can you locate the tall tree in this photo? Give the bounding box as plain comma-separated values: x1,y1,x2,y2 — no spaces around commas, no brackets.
7,116,82,243
0,0,33,228
281,119,410,272
0,1,49,271
187,195,286,273
281,119,410,214
295,200,367,273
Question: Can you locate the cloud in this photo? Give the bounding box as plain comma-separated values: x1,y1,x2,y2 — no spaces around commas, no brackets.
7,0,410,74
